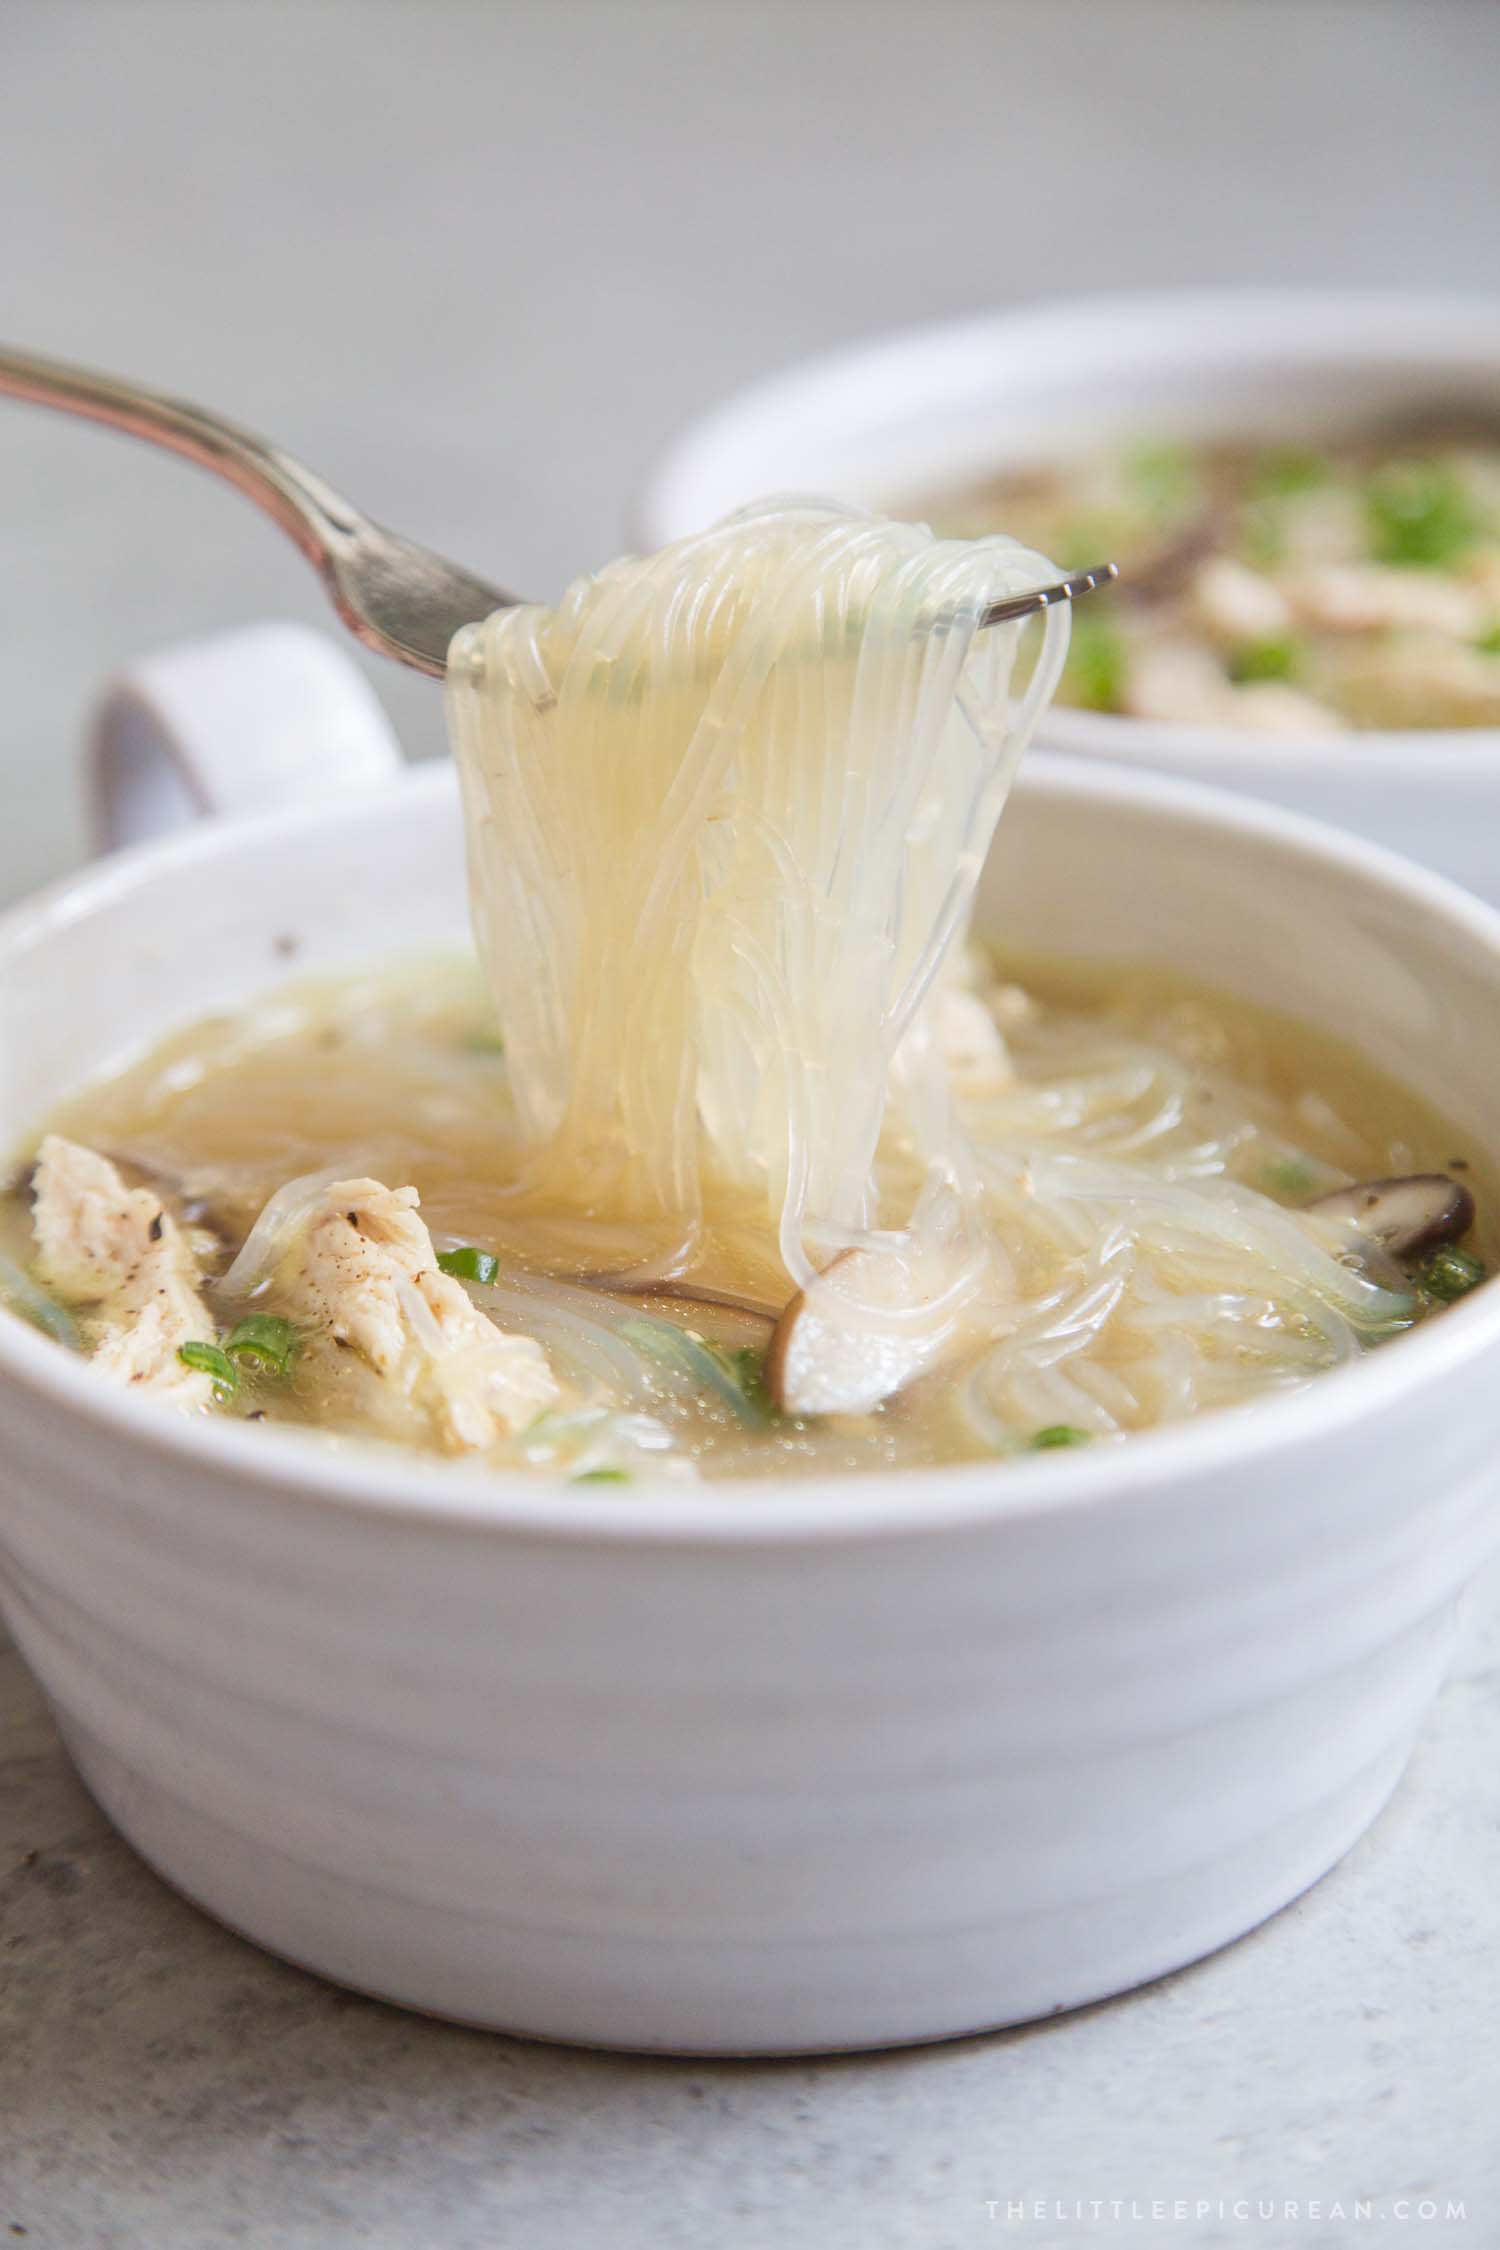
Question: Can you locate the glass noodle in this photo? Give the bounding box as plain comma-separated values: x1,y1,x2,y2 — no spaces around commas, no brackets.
446,501,1070,1321
441,501,1441,1431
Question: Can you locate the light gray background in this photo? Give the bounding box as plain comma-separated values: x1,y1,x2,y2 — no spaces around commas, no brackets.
3,0,1500,902
2,3,1499,2245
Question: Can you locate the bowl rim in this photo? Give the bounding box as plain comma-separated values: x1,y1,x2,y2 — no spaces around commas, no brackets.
5,754,1500,1548
639,284,1500,769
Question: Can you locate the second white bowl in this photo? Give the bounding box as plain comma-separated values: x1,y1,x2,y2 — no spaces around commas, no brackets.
641,289,1500,900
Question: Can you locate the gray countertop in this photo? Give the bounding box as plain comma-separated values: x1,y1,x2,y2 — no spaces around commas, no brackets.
3,3,1499,2243
5,1577,1498,2248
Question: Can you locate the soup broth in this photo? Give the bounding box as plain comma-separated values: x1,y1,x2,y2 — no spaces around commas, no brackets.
3,949,1486,1484
4,504,1489,1488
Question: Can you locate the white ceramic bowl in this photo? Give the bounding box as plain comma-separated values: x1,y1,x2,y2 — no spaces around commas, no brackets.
4,638,1500,2055
642,289,1500,901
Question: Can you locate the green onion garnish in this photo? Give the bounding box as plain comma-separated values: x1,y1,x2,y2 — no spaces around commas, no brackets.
1124,440,1199,520
1252,448,1327,499
573,1467,630,1483
1066,615,1127,713
1261,1158,1316,1197
725,1345,777,1421
0,1254,81,1349
1031,1424,1091,1449
1238,502,1286,572
1228,635,1299,685
437,1245,500,1285
1416,1246,1486,1303
1476,622,1500,657
223,1314,300,1377
462,1034,506,1057
178,1340,238,1398
617,1316,775,1427
1056,516,1121,572
1365,461,1479,569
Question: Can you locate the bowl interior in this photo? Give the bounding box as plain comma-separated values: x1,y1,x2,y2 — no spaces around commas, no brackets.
980,763,1500,1161
0,776,471,1137
6,759,1500,1180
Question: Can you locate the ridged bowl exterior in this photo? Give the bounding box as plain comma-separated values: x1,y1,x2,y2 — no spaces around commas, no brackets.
2,761,1499,2052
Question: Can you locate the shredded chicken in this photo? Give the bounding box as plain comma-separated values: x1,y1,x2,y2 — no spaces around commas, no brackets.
1325,634,1500,730
890,943,1018,1101
1271,486,1369,570
1124,641,1347,736
1123,643,1235,725
31,1135,215,1405
937,987,1012,1090
1227,681,1351,738
1462,551,1500,609
1190,557,1292,648
274,1177,559,1451
1283,564,1487,640
989,981,1037,1029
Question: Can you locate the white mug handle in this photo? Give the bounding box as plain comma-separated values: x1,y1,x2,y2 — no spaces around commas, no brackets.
90,622,405,852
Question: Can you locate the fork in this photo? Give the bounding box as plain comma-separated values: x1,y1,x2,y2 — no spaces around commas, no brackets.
0,344,1116,676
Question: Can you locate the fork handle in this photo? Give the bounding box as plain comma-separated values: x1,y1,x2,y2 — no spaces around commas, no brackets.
0,343,368,581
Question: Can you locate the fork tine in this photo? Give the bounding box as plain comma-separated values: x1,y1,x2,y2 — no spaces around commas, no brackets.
977,561,1118,632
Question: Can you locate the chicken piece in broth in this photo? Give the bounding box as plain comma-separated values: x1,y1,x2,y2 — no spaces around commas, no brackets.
32,1136,217,1407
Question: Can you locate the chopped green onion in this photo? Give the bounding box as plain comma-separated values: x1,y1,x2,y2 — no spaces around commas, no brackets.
223,1313,300,1377
1261,1159,1316,1197
1124,440,1198,520
437,1245,500,1285
725,1345,777,1421
1228,635,1299,685
178,1340,238,1399
1238,502,1286,572
1056,516,1121,572
1253,448,1327,499
617,1315,775,1427
573,1467,630,1483
1031,1424,1091,1450
1066,615,1127,713
462,1033,506,1057
1416,1245,1486,1303
0,1254,81,1349
1364,461,1479,569
1476,622,1500,657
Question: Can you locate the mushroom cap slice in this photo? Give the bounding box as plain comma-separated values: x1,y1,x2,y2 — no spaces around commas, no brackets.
766,1239,975,1419
1305,1174,1475,1259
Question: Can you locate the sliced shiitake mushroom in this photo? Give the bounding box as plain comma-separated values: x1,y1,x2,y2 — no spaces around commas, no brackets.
1116,511,1222,607
766,1241,974,1418
1305,1174,1475,1260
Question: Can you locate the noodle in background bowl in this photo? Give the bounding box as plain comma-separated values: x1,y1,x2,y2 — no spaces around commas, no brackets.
1,627,1500,2053
641,288,1500,904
